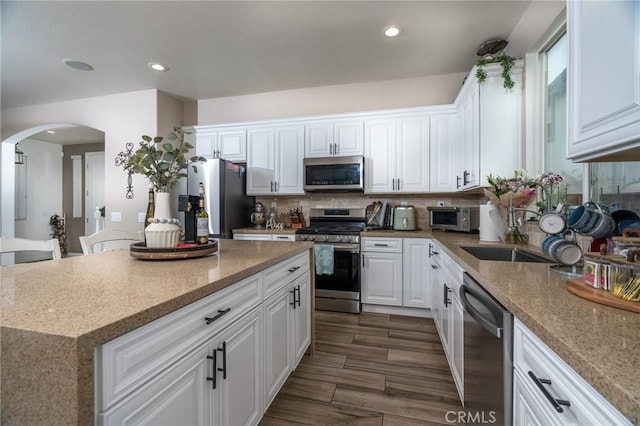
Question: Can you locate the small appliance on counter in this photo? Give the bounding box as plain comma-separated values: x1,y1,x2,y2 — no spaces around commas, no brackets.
428,206,480,233
250,202,266,228
393,205,417,231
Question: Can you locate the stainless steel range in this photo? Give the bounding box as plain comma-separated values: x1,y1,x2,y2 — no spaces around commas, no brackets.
295,208,366,313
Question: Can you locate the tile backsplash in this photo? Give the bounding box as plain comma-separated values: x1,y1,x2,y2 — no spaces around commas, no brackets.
256,193,481,230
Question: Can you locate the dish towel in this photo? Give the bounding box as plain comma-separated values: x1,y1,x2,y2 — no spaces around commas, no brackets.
314,244,334,275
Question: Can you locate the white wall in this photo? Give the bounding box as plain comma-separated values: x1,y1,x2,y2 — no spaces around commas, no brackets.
197,73,467,125
1,89,159,239
13,138,63,262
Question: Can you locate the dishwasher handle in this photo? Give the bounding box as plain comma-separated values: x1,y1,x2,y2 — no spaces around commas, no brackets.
459,284,503,339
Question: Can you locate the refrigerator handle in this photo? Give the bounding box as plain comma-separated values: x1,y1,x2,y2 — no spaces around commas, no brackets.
459,284,503,339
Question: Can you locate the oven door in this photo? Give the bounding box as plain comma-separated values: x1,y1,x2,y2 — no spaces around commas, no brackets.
315,243,360,301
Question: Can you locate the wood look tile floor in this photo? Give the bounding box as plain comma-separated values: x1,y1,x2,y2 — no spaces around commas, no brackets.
260,311,463,426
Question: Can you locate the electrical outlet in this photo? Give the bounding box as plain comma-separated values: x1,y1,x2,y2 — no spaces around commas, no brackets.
111,212,122,222
138,212,146,223
437,201,445,207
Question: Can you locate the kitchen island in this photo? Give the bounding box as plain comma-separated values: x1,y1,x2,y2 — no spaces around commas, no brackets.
0,239,314,425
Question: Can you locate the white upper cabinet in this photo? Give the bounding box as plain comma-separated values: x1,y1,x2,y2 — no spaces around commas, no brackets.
429,112,459,192
454,61,524,189
567,0,640,161
364,114,430,194
305,119,363,157
194,126,247,162
247,125,304,195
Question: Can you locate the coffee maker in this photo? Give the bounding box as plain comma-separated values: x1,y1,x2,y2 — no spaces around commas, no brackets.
178,194,201,243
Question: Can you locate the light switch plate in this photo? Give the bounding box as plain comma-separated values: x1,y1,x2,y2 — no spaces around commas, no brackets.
138,212,145,223
111,212,122,222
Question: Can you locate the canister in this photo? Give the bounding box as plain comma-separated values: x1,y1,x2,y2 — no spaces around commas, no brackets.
583,254,601,289
610,251,640,302
612,229,640,255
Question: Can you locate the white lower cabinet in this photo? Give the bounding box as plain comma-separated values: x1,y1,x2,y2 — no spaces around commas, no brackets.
99,308,262,426
263,272,310,409
402,238,432,309
213,309,263,426
361,238,403,306
429,241,463,402
96,252,311,426
362,237,432,309
513,318,631,426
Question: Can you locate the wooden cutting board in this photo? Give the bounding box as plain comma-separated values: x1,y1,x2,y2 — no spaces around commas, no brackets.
566,279,640,314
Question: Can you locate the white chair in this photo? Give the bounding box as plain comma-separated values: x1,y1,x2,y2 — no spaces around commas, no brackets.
79,229,143,255
0,237,62,260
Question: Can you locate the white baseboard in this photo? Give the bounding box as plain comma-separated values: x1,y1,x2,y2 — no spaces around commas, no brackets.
361,304,433,318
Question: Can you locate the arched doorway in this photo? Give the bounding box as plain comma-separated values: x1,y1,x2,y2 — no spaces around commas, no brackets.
2,123,105,263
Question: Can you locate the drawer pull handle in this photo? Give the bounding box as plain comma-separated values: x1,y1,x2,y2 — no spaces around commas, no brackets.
206,350,217,389
527,371,571,413
443,283,451,307
290,285,301,308
205,308,231,325
431,264,438,269
276,236,289,239
374,243,389,247
217,342,227,379
288,266,300,273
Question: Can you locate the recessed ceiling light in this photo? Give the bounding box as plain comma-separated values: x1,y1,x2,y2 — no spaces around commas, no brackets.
384,26,401,38
46,130,56,134
148,62,169,72
62,59,94,71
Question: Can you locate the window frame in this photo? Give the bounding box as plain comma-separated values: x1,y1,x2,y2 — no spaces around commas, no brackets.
525,11,590,201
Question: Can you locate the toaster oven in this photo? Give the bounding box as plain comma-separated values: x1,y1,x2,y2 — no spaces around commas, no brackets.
428,206,480,232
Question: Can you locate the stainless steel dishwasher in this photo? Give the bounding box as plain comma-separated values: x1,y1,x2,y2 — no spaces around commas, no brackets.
459,272,513,426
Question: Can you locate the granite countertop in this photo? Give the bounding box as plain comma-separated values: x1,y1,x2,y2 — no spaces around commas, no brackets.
360,228,639,422
0,239,313,425
233,227,297,234
431,232,640,424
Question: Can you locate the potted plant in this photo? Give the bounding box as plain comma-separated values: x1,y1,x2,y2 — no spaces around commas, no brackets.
474,39,516,90
117,127,206,247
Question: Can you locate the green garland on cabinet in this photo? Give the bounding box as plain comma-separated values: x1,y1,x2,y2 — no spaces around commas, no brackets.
475,55,516,90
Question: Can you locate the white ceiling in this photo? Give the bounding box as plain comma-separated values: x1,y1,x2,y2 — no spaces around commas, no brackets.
1,0,553,111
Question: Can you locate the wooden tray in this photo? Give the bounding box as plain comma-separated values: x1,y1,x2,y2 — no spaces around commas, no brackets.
566,279,640,314
130,241,218,260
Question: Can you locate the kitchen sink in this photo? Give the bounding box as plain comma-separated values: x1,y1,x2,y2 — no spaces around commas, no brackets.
460,246,555,263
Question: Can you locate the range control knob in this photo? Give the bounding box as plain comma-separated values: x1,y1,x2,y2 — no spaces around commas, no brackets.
309,235,315,241
336,235,343,242
321,235,329,242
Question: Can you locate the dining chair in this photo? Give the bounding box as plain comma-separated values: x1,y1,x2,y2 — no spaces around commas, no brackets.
79,229,143,255
0,237,62,260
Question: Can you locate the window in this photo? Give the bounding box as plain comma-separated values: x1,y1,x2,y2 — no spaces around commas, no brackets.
539,25,640,211
542,32,583,206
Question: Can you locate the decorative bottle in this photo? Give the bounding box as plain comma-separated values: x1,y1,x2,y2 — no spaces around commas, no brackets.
144,182,155,230
196,182,209,245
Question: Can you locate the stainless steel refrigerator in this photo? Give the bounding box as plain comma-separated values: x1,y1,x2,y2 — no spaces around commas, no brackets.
186,158,254,239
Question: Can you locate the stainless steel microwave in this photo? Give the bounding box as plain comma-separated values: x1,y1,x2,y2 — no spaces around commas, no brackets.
303,156,364,192
428,206,480,232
